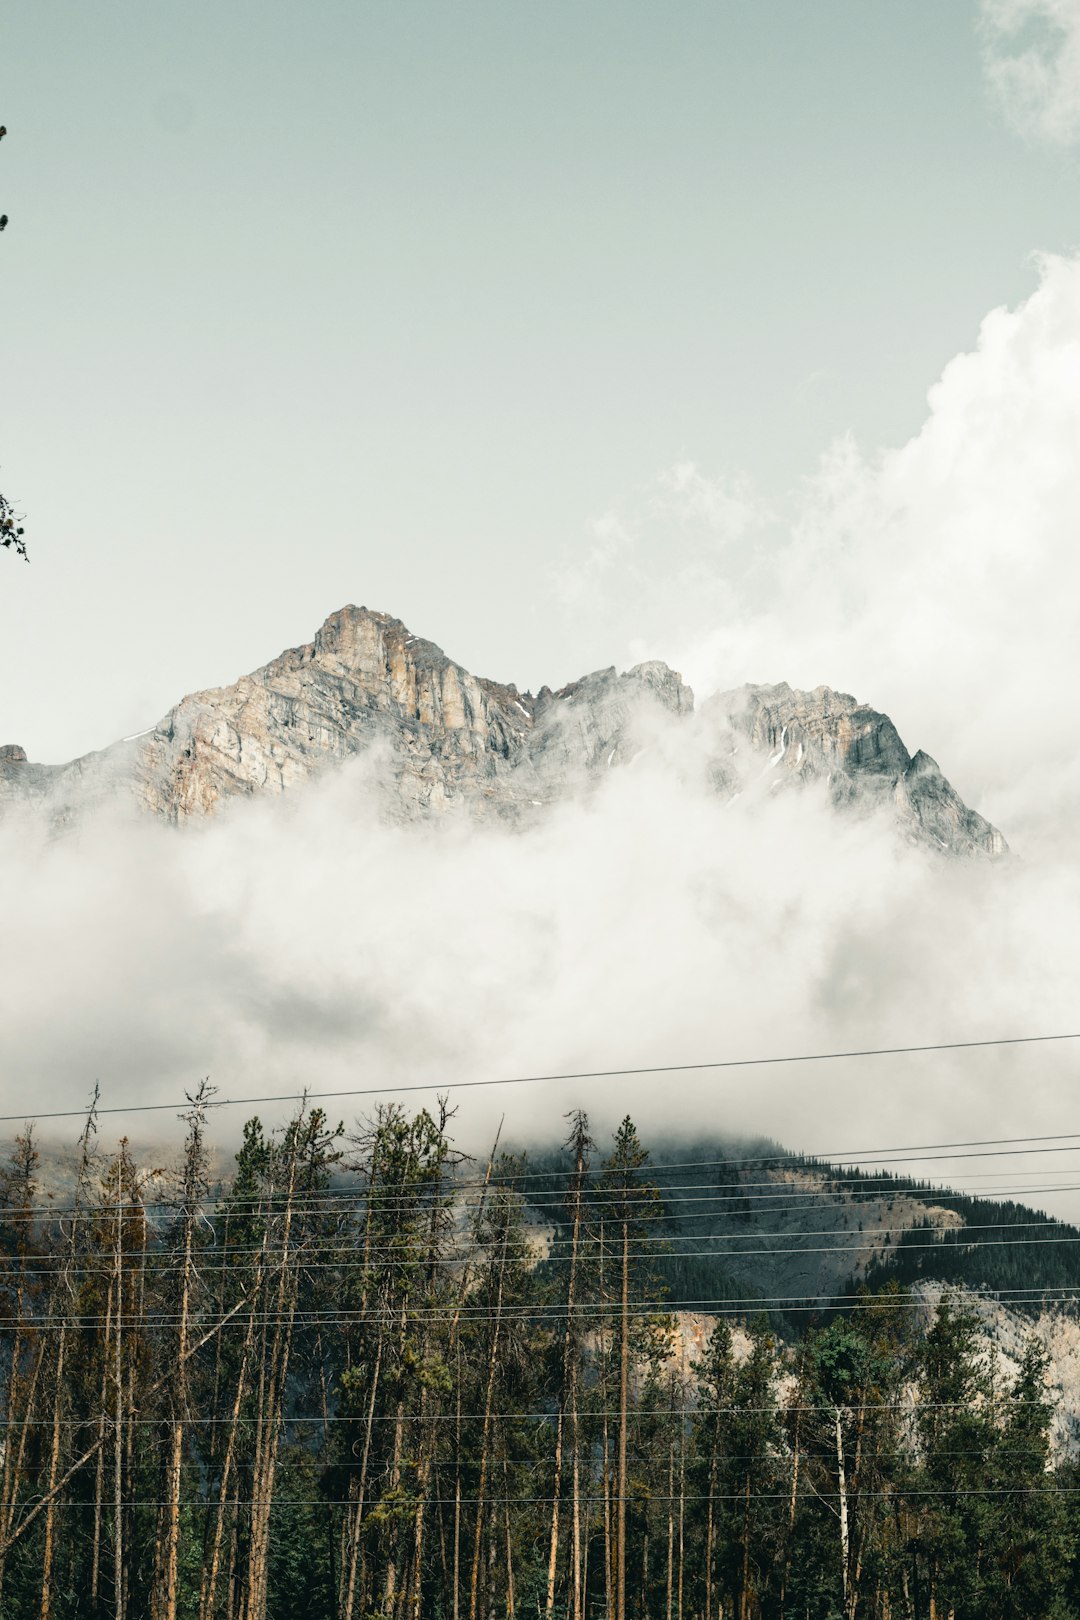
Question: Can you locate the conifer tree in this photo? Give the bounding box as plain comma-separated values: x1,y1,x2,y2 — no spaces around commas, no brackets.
599,1116,665,1620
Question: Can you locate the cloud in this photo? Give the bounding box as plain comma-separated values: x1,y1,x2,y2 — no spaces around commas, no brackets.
653,461,768,538
611,255,1080,856
554,462,774,670
979,0,1080,145
4,699,1080,1217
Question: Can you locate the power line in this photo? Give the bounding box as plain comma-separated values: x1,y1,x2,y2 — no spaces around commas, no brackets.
1,1178,1074,1228
12,1129,1080,1223
10,1280,1080,1329
4,1215,1077,1276
1,1182,1076,1229
25,1487,1080,1509
5,1029,1079,1125
0,1411,1052,1433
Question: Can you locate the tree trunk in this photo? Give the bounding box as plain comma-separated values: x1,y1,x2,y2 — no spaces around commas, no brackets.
780,1411,800,1619
739,1474,751,1620
379,1395,406,1617
617,1217,629,1620
602,1406,613,1620
92,1289,113,1606
468,1229,507,1620
343,1334,383,1620
39,1324,67,1620
245,1128,302,1620
546,1131,586,1620
503,1453,516,1620
0,1173,42,1611
0,1331,42,1603
453,1345,462,1620
160,1217,195,1620
666,1435,675,1620
677,1418,685,1620
407,1140,455,1620
835,1407,849,1611
705,1432,718,1620
201,1300,258,1620
114,1181,126,1620
580,1486,591,1620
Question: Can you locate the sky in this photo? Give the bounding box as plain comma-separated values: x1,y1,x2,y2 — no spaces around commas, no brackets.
5,1,1080,1189
2,1,1080,765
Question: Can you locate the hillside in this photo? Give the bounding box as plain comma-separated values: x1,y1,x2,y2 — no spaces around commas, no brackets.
3,1108,1078,1617
521,1135,1080,1321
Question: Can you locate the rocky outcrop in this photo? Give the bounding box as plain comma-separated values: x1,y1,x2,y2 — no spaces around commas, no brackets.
914,1282,1080,1455
708,682,1006,857
0,607,693,826
0,605,1004,856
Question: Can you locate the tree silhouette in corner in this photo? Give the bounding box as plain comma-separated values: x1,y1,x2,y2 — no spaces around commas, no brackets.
0,121,27,562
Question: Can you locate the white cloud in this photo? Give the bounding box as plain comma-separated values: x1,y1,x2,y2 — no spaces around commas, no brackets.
652,461,768,539
617,255,1080,855
4,700,1080,1212
554,462,773,672
980,0,1080,144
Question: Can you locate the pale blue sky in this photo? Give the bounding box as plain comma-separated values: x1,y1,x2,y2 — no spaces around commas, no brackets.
2,0,1079,759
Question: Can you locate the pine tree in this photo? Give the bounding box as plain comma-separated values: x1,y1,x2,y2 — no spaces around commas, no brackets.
598,1117,666,1620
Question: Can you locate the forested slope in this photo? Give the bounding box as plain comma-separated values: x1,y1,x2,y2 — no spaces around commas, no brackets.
522,1136,1080,1325
1,1104,1079,1619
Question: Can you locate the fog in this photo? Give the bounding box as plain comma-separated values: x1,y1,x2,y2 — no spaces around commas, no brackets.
5,257,1080,1212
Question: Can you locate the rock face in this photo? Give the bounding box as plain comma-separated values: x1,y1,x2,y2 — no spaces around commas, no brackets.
709,682,1006,857
913,1283,1080,1456
0,604,1005,855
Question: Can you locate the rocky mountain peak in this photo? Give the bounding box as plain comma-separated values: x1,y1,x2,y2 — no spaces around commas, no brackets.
0,605,1004,856
708,681,1005,857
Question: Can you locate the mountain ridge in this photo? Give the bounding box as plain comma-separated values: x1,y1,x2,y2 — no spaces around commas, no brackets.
0,603,1005,856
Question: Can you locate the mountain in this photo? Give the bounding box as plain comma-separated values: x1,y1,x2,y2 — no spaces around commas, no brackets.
711,682,1006,856
0,603,1005,855
518,1136,1080,1448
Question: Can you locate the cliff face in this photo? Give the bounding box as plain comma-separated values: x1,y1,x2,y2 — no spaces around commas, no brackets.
709,682,1006,857
0,607,691,824
0,604,1004,856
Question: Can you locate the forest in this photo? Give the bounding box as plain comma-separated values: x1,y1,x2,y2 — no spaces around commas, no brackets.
0,1090,1078,1620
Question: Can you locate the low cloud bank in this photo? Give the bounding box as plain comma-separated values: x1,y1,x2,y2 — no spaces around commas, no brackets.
4,728,1079,1211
